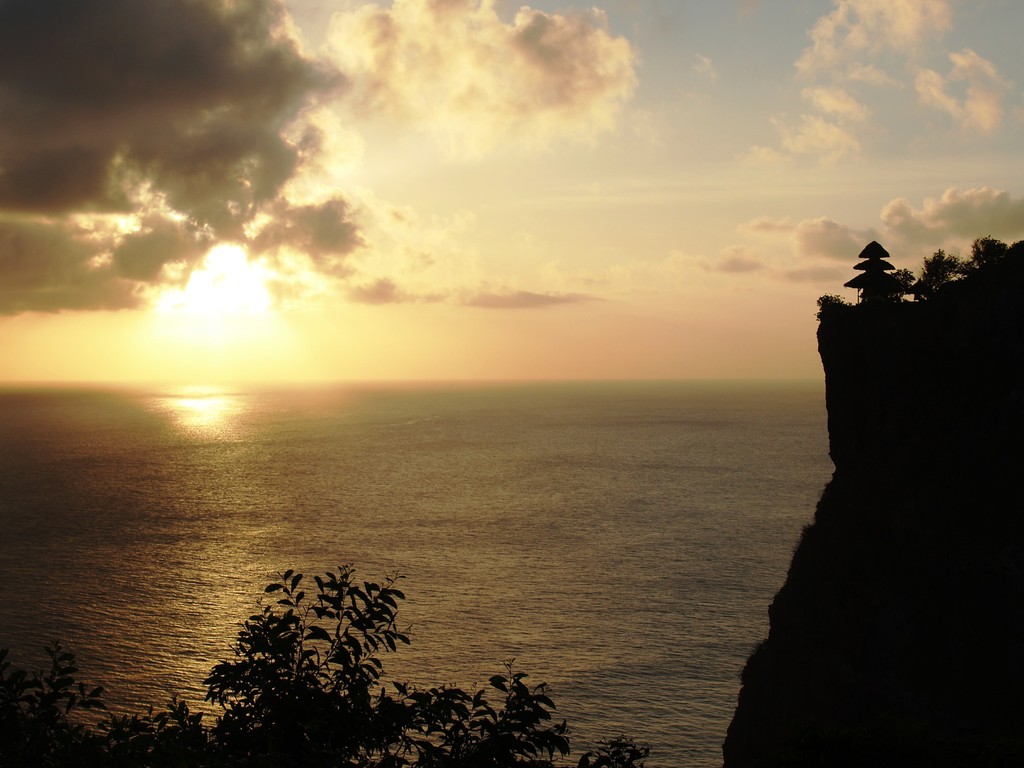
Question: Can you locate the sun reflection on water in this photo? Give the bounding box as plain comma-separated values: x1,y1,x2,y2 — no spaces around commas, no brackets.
152,386,248,440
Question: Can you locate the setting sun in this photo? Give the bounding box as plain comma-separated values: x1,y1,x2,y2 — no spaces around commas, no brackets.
157,244,273,316
3,3,1024,766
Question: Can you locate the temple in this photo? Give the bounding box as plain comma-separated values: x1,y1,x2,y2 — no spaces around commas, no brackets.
843,241,902,303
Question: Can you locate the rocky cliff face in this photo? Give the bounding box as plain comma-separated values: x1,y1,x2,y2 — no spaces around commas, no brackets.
723,252,1024,767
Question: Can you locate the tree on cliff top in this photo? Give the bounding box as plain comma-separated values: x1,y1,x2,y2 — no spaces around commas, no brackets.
821,236,1022,310
912,249,966,300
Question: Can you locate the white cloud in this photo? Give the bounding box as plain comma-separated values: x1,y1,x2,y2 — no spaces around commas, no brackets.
740,216,795,234
693,54,718,81
765,64,875,164
796,0,952,76
915,48,1010,133
737,145,791,167
325,0,637,155
845,62,899,87
775,114,861,162
801,86,871,123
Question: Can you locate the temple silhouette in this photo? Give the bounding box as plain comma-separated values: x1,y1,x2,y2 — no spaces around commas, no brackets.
843,241,902,303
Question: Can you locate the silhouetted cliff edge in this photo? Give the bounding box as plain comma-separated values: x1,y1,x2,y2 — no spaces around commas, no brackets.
723,251,1024,767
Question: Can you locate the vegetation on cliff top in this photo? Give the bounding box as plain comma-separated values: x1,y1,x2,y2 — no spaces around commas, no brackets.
1,566,648,768
816,235,1024,318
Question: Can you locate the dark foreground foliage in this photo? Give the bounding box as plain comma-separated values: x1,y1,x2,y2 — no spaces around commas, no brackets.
1,566,649,768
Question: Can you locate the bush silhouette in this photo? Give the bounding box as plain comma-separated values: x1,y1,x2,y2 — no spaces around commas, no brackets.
0,566,649,768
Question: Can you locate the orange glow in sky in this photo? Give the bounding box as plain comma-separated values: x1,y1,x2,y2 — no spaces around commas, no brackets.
2,1,1023,384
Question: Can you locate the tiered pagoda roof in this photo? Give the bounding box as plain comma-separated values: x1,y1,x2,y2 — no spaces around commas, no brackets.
844,241,902,302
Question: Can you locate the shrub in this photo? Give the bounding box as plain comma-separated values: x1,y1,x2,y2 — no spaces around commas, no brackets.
0,566,650,768
816,294,851,319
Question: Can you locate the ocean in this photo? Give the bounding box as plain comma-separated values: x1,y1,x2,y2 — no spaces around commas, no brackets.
0,380,831,766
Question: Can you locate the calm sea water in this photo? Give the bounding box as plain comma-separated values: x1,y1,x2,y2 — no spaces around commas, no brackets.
0,381,830,767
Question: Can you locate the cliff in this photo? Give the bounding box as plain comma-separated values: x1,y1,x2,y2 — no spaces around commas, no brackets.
723,248,1024,767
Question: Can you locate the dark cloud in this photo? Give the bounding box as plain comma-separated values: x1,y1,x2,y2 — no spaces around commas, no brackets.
0,218,139,314
347,278,403,305
253,197,362,273
0,0,359,314
346,281,591,309
464,290,592,309
0,0,335,228
112,217,211,282
346,278,445,305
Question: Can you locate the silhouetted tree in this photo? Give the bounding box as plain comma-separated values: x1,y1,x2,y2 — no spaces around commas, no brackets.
969,235,1008,270
891,268,915,296
914,249,966,299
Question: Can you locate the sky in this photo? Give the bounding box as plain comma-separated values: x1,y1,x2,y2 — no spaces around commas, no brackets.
2,0,1023,384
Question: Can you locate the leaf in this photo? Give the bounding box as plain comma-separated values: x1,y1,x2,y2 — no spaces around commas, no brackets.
265,583,283,593
305,626,331,642
488,675,508,692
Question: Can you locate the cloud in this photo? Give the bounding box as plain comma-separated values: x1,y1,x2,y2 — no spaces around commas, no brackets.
250,197,362,275
774,114,861,162
796,0,952,76
881,187,1024,247
738,187,1024,290
0,0,333,229
713,246,765,274
770,85,872,163
464,290,593,309
737,146,791,167
732,215,872,284
347,277,403,305
761,83,874,164
741,216,796,234
760,0,952,163
0,0,369,314
693,54,718,81
342,275,593,310
801,86,871,123
915,48,1010,133
112,217,212,282
794,217,878,261
845,62,899,87
325,0,637,154
0,218,140,314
